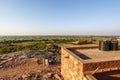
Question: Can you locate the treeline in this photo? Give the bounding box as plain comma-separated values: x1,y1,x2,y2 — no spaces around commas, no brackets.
0,42,60,55
0,36,113,54
0,38,77,44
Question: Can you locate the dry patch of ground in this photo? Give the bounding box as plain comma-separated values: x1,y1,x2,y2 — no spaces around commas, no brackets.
0,50,62,80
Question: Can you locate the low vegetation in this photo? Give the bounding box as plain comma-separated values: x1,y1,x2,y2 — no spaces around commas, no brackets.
0,36,118,55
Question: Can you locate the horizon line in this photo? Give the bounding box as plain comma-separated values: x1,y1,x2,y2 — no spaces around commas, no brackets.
0,34,119,37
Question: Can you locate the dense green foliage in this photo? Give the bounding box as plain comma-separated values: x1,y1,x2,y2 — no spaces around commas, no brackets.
0,36,117,54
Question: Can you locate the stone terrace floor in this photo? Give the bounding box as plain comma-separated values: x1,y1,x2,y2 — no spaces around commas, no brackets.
70,48,120,62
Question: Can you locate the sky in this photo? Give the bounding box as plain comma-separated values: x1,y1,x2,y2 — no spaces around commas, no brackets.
0,0,120,36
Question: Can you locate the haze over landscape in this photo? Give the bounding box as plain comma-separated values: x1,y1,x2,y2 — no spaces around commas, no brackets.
0,0,120,35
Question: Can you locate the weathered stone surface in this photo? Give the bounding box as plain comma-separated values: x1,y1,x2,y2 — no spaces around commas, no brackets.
61,46,120,80
61,48,84,80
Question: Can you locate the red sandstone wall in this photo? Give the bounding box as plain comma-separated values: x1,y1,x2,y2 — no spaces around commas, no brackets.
83,60,120,74
61,47,120,80
61,48,84,80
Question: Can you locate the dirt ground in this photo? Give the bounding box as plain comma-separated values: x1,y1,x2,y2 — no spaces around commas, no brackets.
0,51,62,80
0,58,60,78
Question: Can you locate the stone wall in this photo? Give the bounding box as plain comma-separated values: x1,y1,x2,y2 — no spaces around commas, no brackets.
61,48,84,80
61,47,120,80
83,60,120,74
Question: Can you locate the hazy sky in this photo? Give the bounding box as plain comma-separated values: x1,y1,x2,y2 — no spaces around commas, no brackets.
0,0,120,35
